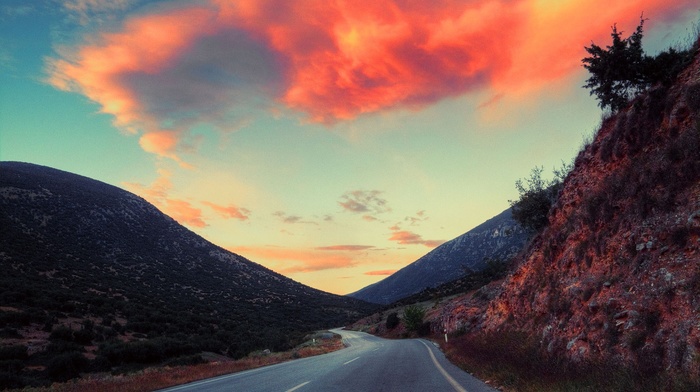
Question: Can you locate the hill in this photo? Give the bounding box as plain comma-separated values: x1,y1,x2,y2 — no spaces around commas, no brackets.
435,39,700,388
0,162,376,388
348,209,529,304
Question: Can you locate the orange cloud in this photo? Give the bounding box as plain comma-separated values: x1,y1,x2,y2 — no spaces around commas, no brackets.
498,0,698,95
388,226,444,248
201,201,251,221
364,270,397,276
138,130,194,167
123,168,206,228
47,0,698,142
161,198,207,228
230,246,359,273
315,245,375,251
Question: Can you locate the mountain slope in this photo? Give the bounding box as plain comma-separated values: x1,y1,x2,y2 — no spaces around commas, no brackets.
0,162,376,385
441,44,700,376
348,209,529,304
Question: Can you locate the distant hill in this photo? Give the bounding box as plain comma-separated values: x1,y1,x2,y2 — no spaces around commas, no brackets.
348,209,529,304
0,162,376,387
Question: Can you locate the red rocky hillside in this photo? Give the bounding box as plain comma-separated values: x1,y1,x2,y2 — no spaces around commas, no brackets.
445,44,700,373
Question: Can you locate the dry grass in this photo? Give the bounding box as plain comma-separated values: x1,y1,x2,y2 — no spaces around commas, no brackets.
11,334,345,392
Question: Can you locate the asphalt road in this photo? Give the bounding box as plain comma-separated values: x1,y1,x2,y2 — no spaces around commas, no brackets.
158,329,498,392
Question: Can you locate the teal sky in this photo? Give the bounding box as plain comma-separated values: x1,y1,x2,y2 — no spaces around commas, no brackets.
1,0,697,294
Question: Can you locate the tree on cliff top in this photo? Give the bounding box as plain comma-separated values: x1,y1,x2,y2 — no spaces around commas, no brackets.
583,18,647,112
583,17,694,112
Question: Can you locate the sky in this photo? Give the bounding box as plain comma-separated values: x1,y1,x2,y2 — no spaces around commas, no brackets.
1,0,698,295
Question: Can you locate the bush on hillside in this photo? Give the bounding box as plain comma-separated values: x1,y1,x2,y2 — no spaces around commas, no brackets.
386,312,400,330
402,305,426,333
509,164,570,233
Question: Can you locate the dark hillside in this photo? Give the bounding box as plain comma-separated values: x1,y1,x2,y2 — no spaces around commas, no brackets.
0,161,376,388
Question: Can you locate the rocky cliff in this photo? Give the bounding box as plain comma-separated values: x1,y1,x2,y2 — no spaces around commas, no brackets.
442,44,700,373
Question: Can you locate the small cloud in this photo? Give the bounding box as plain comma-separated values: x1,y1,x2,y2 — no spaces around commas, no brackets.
62,0,135,25
162,198,207,228
273,211,317,225
477,93,504,109
364,270,397,276
388,225,444,248
404,210,429,226
1,4,34,19
315,245,375,251
138,131,184,163
123,167,206,228
339,190,390,221
202,201,251,221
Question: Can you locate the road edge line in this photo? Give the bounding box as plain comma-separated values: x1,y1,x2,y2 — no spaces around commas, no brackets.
420,341,467,392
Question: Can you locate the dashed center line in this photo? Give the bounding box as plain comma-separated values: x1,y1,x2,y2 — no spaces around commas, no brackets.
343,356,360,365
286,381,310,392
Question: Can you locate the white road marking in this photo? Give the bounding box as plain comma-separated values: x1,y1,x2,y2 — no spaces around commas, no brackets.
286,381,310,392
420,341,467,392
343,356,360,365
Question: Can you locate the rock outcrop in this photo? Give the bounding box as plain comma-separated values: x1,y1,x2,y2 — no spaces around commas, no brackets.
443,43,700,372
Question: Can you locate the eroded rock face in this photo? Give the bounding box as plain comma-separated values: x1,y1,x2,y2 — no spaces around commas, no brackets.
441,48,700,372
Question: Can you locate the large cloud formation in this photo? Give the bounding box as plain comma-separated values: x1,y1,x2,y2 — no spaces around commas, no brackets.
48,0,696,160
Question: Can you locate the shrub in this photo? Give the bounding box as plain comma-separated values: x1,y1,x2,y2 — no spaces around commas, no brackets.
510,164,570,233
417,321,432,337
386,312,399,330
0,346,27,361
47,352,89,382
402,305,426,333
0,328,21,339
73,328,95,345
49,325,74,342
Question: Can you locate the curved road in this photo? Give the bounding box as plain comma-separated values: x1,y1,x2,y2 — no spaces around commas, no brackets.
158,329,498,392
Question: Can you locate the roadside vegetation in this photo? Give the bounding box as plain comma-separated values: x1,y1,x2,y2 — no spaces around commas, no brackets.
3,332,344,392
441,330,700,392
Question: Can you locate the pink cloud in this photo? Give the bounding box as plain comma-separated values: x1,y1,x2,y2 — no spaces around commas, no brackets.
388,226,444,248
201,201,251,221
316,245,375,251
47,0,698,153
123,168,207,228
161,198,207,228
364,270,397,276
230,245,359,273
